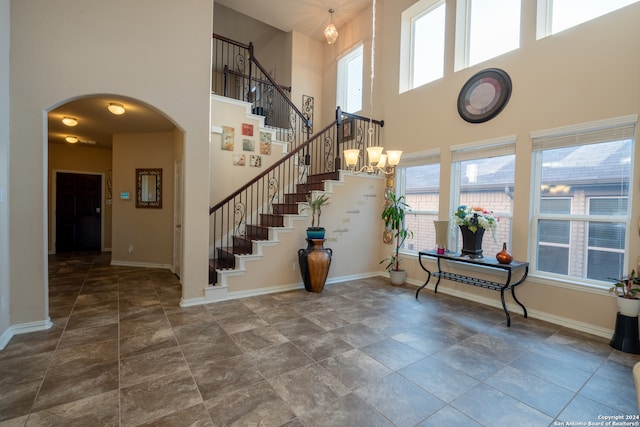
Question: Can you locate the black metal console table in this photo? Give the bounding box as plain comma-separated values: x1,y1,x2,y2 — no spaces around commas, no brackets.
417,250,529,327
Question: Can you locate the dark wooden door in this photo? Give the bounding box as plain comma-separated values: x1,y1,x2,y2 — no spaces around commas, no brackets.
56,172,102,252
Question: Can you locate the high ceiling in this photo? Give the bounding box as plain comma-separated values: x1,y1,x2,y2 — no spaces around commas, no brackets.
48,1,373,149
215,0,373,41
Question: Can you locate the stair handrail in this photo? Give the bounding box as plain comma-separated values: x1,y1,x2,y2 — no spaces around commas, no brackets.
210,120,335,214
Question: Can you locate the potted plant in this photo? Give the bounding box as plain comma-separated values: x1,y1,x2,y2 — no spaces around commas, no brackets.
451,205,499,258
301,192,330,239
298,192,332,292
609,270,640,317
380,191,413,285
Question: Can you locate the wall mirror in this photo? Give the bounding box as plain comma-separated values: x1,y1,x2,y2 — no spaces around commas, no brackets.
136,168,162,208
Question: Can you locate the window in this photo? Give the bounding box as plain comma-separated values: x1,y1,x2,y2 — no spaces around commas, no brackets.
336,44,363,113
450,138,516,256
455,0,521,70
396,151,441,253
537,0,639,38
400,0,446,92
531,117,636,285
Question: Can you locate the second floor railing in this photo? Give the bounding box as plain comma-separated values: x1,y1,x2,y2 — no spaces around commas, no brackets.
213,33,302,144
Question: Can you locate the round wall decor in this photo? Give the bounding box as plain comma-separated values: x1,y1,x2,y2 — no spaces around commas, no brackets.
457,68,512,123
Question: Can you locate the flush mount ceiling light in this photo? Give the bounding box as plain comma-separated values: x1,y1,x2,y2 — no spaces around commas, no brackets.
65,136,78,143
61,117,78,127
324,9,339,45
107,103,126,115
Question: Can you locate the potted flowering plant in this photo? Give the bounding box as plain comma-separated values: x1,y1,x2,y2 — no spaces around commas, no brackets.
609,270,640,317
451,205,499,258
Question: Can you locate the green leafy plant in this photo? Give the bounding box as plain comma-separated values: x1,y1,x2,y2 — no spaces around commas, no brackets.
609,270,640,299
380,192,413,271
301,193,330,229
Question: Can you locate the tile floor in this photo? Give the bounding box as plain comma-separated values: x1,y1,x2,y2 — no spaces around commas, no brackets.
1,252,640,426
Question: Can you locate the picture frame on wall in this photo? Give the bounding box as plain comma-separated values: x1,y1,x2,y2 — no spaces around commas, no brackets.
343,118,354,142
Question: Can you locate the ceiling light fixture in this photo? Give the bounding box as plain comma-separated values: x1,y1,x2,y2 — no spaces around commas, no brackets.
343,0,402,176
65,136,78,143
324,9,339,45
108,103,126,115
62,117,78,127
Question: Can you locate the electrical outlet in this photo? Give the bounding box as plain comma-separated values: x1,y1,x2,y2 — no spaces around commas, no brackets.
0,296,6,313
128,245,134,254
292,262,297,271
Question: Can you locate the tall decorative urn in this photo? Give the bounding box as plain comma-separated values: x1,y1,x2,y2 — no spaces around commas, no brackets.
298,239,332,293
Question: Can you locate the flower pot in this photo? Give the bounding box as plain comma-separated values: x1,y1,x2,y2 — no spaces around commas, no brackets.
306,227,325,240
617,297,640,317
389,269,407,285
459,225,484,259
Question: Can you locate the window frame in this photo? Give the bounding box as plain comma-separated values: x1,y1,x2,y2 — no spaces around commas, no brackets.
399,0,446,92
529,116,637,287
336,43,364,114
450,136,517,254
536,0,640,40
395,150,441,255
454,0,521,71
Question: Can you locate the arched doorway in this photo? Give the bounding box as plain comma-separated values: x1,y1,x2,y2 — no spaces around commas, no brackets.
47,94,183,271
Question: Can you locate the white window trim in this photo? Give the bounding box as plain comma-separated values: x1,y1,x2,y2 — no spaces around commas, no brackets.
397,148,440,168
336,43,364,114
449,136,517,251
400,0,444,93
529,115,637,289
454,0,471,72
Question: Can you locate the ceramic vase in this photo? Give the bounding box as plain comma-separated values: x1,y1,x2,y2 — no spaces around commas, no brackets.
459,225,484,258
496,242,513,264
298,239,332,293
434,220,449,254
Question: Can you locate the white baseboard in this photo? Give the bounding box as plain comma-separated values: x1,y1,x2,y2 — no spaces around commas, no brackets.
110,260,172,269
403,275,614,339
0,318,53,350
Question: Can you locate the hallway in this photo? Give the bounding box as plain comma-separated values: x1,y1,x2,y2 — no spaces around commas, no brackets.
1,252,639,426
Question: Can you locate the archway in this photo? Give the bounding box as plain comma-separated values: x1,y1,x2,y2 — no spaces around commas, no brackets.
47,94,184,275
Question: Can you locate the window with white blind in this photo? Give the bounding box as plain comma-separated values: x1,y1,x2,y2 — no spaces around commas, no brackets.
450,138,516,256
455,0,521,70
396,150,441,253
399,0,446,92
531,116,636,285
537,0,639,39
336,44,363,114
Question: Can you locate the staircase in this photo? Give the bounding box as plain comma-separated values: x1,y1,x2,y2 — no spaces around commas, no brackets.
209,171,338,282
208,33,385,294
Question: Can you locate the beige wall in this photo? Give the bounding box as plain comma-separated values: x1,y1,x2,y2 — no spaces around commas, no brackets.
213,3,291,87
0,0,10,341
9,0,212,326
223,173,386,292
290,31,325,134
47,143,113,251
111,132,175,266
367,0,640,333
